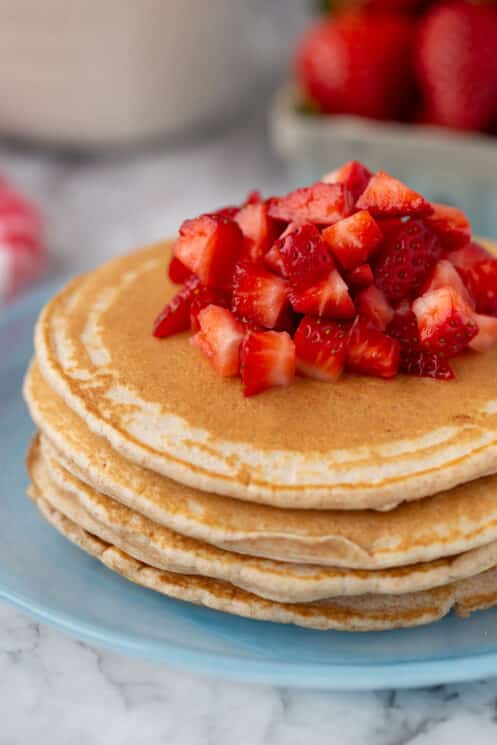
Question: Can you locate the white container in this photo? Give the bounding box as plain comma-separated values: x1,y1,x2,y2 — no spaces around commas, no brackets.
0,0,258,147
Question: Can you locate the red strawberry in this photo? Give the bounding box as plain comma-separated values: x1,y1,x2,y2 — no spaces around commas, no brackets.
153,276,200,338
267,183,353,226
387,309,455,379
322,210,382,271
448,243,497,315
173,214,243,289
356,285,394,331
168,256,193,284
240,330,296,396
295,14,415,120
294,316,348,382
346,317,400,378
321,161,372,202
189,286,230,332
412,286,478,356
274,223,334,284
191,305,244,377
235,200,276,264
289,269,355,319
356,171,433,218
415,2,497,132
232,262,289,329
264,243,286,275
346,263,374,291
421,259,473,307
425,203,471,249
470,314,497,353
373,219,442,303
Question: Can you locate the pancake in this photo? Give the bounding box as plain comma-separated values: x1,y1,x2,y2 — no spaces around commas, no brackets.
34,239,497,510
25,362,497,570
28,480,497,631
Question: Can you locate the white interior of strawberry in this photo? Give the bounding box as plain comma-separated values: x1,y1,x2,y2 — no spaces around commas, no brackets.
153,161,497,397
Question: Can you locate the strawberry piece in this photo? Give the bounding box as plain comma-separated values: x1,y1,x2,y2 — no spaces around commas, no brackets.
356,285,394,331
373,219,442,303
173,214,243,289
425,203,471,249
235,200,276,264
356,171,433,218
289,269,355,319
413,287,478,357
232,262,290,329
168,256,193,284
191,305,244,377
422,259,473,307
267,183,353,226
274,223,334,284
321,161,372,202
346,263,374,291
240,330,296,396
264,243,286,275
448,243,497,315
470,314,497,353
346,317,400,379
387,309,454,380
322,210,382,271
294,316,348,382
189,286,230,332
153,276,200,338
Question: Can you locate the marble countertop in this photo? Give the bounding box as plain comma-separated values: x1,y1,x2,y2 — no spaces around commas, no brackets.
2,118,497,745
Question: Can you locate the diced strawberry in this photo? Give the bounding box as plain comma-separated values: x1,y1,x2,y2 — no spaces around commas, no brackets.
387,308,420,348
455,257,497,316
294,316,348,382
321,161,372,202
470,314,497,353
401,349,454,380
412,287,478,357
274,223,334,284
421,259,474,307
322,210,382,271
214,205,239,219
356,285,394,331
346,317,400,379
346,263,374,291
240,330,296,396
356,171,433,218
267,182,354,226
448,242,493,273
173,214,243,289
235,201,276,263
426,203,471,249
232,262,290,329
289,269,355,319
191,305,244,377
168,256,193,284
153,276,200,338
189,286,230,332
264,243,286,275
373,219,442,303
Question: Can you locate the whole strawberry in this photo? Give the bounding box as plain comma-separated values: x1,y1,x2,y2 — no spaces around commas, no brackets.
415,1,497,131
295,13,415,120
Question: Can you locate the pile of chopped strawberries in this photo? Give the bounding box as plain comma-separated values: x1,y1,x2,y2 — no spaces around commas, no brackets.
153,161,497,396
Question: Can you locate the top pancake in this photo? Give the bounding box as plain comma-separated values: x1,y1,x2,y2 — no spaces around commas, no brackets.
35,240,497,510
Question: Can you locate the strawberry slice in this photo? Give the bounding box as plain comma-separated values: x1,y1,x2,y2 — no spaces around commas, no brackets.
267,182,354,225
373,219,442,303
426,203,471,249
449,249,497,317
191,305,244,377
412,287,478,356
356,285,394,331
189,286,230,332
346,263,374,291
346,317,400,378
232,262,290,329
240,330,296,396
322,210,382,271
294,316,348,382
274,223,334,284
264,243,286,275
470,314,497,353
235,200,276,264
387,309,454,380
422,259,474,307
321,160,372,202
153,276,200,338
356,171,433,218
173,214,243,289
289,269,355,319
168,256,193,284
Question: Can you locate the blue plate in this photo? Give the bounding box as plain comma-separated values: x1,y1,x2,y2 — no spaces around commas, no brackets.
2,281,497,691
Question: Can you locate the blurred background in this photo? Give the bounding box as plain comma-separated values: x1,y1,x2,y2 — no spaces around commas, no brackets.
1,0,497,306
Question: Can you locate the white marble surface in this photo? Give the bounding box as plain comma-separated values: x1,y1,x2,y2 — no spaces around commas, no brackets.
2,115,497,744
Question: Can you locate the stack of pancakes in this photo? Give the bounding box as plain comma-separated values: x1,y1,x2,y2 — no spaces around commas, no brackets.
23,241,497,631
